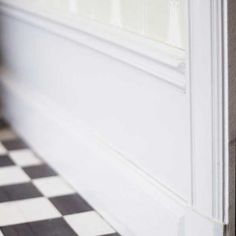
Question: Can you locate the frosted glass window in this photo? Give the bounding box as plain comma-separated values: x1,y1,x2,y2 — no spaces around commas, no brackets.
42,0,186,49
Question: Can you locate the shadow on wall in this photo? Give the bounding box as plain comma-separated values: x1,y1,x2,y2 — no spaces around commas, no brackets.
0,17,5,120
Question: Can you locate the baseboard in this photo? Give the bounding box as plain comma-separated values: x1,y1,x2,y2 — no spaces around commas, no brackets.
0,74,225,236
0,73,190,236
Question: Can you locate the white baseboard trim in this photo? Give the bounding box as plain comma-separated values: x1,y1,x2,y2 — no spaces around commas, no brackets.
0,73,187,236
0,74,224,236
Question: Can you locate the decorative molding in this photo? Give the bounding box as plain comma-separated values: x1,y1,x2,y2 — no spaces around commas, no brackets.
0,0,186,90
188,0,226,222
211,0,225,221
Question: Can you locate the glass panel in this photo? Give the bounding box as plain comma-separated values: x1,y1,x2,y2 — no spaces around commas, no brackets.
40,0,186,49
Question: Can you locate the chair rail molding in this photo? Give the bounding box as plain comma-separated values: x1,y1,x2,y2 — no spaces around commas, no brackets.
0,0,186,90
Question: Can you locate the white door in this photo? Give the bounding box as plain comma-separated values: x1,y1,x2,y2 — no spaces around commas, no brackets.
0,0,229,235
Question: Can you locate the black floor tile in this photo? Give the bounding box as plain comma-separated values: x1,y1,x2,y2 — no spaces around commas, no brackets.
1,223,35,236
0,155,15,167
49,194,93,215
102,234,121,236
1,139,28,151
1,218,77,236
0,183,43,203
23,164,57,179
30,218,77,236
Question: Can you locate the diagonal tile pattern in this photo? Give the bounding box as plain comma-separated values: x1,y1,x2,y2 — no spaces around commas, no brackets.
0,122,120,236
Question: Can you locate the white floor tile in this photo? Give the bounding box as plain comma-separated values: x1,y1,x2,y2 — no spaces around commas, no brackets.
65,211,115,236
0,197,61,226
0,142,7,155
17,197,61,222
0,202,24,226
0,166,30,186
9,149,42,167
33,176,75,197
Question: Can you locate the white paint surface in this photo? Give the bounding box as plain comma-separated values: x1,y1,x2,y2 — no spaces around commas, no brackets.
0,0,228,235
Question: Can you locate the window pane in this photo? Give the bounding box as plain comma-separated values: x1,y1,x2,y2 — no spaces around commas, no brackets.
41,0,186,49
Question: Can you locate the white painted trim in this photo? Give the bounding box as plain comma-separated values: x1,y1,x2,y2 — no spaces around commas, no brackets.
222,0,229,225
0,72,186,236
0,0,229,233
188,0,226,222
211,0,225,221
0,69,188,207
0,0,186,90
0,72,225,236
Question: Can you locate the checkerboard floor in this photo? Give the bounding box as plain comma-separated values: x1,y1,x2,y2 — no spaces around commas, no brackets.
0,121,120,236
